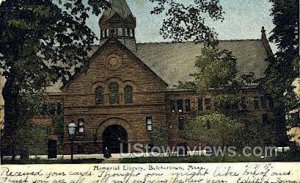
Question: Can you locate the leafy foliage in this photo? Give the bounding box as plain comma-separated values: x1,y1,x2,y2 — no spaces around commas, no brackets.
149,0,224,45
15,124,49,155
0,0,108,158
261,0,299,145
183,112,243,147
192,47,239,93
150,127,169,147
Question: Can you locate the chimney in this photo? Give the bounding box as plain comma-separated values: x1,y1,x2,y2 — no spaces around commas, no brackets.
261,26,273,56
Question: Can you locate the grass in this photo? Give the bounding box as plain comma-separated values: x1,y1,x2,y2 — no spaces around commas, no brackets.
2,151,299,164
120,152,300,163
1,158,104,164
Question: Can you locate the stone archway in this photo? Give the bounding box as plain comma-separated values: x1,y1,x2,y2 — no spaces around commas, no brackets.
103,125,128,153
95,118,135,153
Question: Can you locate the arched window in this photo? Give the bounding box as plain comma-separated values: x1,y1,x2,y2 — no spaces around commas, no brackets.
124,85,133,104
109,82,119,104
95,86,104,105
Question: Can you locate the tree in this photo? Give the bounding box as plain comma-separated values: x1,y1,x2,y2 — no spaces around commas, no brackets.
149,0,224,45
191,47,239,93
262,0,299,146
183,113,242,147
0,0,109,159
150,127,169,147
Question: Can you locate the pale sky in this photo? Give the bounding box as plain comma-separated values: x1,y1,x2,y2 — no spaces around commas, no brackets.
87,0,275,48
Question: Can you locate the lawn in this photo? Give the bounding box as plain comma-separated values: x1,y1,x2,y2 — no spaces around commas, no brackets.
1,158,104,164
120,152,300,163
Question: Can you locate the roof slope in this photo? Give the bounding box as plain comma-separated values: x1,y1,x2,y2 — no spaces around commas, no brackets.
103,0,133,19
136,40,268,88
46,39,269,93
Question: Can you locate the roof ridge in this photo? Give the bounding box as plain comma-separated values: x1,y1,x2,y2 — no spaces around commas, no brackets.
136,39,261,44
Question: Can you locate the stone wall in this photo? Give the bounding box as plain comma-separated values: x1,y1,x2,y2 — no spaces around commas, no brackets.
61,39,168,153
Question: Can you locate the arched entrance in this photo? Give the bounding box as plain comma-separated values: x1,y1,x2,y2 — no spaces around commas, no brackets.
102,125,128,153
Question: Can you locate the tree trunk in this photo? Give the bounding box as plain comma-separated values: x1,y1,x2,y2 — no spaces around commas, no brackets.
2,76,20,161
273,97,289,147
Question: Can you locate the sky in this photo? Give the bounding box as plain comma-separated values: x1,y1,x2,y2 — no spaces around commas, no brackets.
87,0,275,47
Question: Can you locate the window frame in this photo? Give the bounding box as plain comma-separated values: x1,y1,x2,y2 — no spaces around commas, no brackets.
109,82,120,104
146,117,153,132
178,117,185,131
95,86,105,105
77,118,85,135
185,99,191,112
124,85,133,104
177,99,183,113
198,97,203,112
253,97,260,110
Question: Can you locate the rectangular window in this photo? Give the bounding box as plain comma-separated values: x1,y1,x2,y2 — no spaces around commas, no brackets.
78,118,84,134
198,97,203,111
185,99,191,112
106,29,110,37
261,96,268,109
262,114,268,124
146,117,153,131
122,28,126,36
268,97,274,109
253,97,260,110
170,100,176,112
241,97,247,110
178,117,184,131
177,100,183,113
130,29,134,37
126,28,130,36
204,98,212,111
118,28,123,36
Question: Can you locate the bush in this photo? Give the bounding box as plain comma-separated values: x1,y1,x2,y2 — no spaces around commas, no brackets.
150,127,168,147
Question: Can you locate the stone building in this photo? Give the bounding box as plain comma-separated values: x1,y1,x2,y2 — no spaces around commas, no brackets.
24,0,277,155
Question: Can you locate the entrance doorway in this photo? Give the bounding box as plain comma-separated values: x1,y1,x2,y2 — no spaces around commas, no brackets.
102,125,128,153
47,140,57,159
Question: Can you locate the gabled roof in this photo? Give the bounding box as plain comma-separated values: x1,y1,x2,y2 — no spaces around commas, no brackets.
135,40,269,88
103,0,133,19
57,38,168,92
46,39,269,93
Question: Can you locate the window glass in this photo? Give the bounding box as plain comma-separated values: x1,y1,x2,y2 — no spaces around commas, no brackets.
118,28,123,36
170,100,176,112
106,29,110,37
95,86,104,105
130,29,134,37
253,97,260,110
261,96,268,109
205,98,212,110
109,82,119,104
268,97,274,109
124,86,133,104
78,119,84,134
240,97,247,110
178,117,184,131
198,97,203,111
177,100,183,112
185,99,191,112
146,117,152,131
